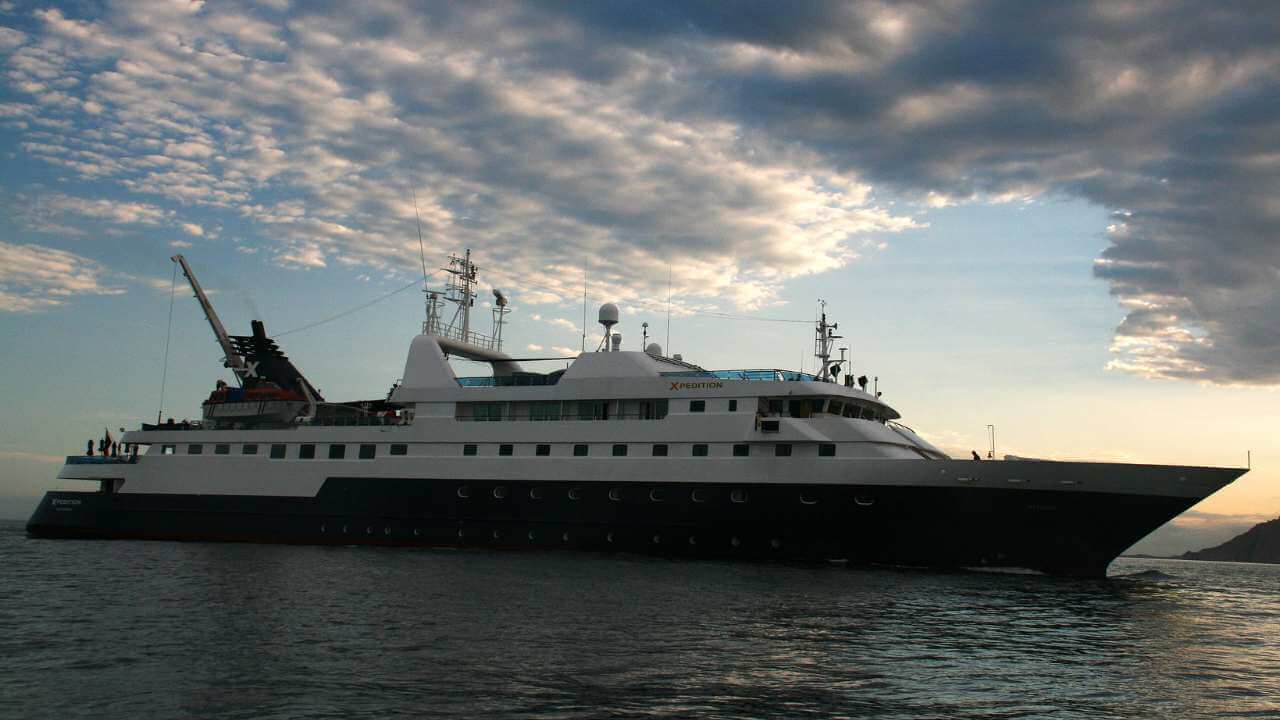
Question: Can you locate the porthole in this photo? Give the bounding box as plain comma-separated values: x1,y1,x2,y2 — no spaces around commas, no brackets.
730,536,740,547
457,486,471,499
413,528,421,536
799,492,819,505
730,489,749,503
609,488,623,501
493,486,507,499
530,487,544,500
691,489,708,503
649,488,665,502
341,525,348,534
383,527,391,535
652,534,661,544
492,529,501,539
320,524,326,533
568,488,582,500
854,495,876,507
457,529,465,538
688,536,697,545
528,530,536,540
606,532,614,543
771,538,781,549
366,526,373,534
562,532,570,542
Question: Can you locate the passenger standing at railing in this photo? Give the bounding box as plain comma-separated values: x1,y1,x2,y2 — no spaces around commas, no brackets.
86,439,93,456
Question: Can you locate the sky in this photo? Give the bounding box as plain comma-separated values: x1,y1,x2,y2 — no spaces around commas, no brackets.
1,1,1277,554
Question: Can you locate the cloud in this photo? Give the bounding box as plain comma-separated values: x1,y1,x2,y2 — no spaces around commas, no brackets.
0,450,63,464
551,346,580,356
2,2,1278,382
180,222,204,237
525,343,543,351
0,240,124,312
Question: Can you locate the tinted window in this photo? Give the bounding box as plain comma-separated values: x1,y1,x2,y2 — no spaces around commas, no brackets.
329,444,346,460
499,444,513,456
652,444,668,457
269,444,286,459
775,444,792,457
728,399,737,412
573,444,588,456
612,444,628,456
692,444,708,457
242,444,258,455
819,443,836,457
536,444,551,456
214,444,230,455
358,444,375,460
733,444,749,457
299,444,315,459
187,444,203,455
162,445,175,455
390,444,407,456
690,400,705,413
463,444,477,456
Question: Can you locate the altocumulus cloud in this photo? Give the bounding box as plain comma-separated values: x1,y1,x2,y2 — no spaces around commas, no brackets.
0,1,1277,383
0,240,122,311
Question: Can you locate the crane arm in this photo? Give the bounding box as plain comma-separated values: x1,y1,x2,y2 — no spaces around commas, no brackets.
171,254,247,382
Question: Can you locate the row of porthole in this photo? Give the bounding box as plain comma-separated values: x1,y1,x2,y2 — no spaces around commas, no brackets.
459,485,875,506
319,523,783,548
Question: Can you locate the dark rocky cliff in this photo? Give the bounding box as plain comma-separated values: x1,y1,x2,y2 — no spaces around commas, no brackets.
1180,517,1280,564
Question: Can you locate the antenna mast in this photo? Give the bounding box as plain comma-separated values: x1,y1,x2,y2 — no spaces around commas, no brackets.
813,299,841,382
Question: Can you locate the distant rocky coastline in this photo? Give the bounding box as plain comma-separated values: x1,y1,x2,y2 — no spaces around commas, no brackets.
1179,517,1280,564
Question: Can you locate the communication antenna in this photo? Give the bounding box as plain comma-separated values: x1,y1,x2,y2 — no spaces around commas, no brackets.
581,259,588,353
642,321,649,350
987,424,996,460
665,266,672,352
491,288,510,347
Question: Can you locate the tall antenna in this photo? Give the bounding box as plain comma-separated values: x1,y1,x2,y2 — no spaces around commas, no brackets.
581,258,588,352
411,186,428,285
157,259,178,424
665,266,672,352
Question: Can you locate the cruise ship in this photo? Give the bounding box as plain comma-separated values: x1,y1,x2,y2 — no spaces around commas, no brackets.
26,251,1246,577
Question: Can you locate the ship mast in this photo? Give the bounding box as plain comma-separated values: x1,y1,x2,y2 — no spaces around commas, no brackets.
813,300,842,382
171,254,248,385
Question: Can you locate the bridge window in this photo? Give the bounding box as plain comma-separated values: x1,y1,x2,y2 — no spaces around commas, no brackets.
463,444,477,456
328,444,346,460
827,401,843,415
573,444,588,456
473,403,504,421
358,444,376,460
536,444,551,456
788,400,812,418
269,444,285,459
733,444,749,457
242,444,258,455
390,444,407,456
652,444,668,456
529,402,561,421
690,400,705,413
612,444,628,456
299,444,315,459
499,444,513,456
692,444,708,457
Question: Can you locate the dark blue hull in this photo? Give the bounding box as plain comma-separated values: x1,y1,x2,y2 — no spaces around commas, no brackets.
26,478,1196,577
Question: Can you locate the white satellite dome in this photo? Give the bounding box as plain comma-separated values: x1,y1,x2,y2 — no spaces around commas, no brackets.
598,303,619,328
645,342,663,356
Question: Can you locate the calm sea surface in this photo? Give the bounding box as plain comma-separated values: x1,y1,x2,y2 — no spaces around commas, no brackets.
2,519,1277,719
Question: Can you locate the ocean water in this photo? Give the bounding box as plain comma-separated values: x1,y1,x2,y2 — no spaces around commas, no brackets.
1,519,1277,719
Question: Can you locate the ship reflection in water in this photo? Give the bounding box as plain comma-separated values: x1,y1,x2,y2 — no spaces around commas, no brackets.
5,522,1278,719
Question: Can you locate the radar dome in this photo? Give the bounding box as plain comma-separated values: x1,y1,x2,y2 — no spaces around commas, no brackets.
598,303,619,328
645,342,663,356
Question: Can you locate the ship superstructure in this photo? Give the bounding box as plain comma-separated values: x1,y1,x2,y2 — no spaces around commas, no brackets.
27,252,1246,577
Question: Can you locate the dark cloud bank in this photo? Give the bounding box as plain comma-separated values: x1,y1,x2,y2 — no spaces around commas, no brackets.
2,0,1278,383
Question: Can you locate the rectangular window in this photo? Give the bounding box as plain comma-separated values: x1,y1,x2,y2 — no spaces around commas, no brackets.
161,445,175,455
269,444,286,459
529,402,561,421
536,444,551,456
187,444,203,455
690,400,705,413
573,444,589,456
499,444,513,456
692,444,709,457
299,444,315,459
473,403,505,421
733,444,749,457
358,444,376,460
768,399,784,415
819,443,836,457
775,443,793,457
214,444,230,455
329,444,346,460
612,444,628,456
652,444,668,457
578,401,606,421
728,399,738,412
827,401,843,416
390,444,407,456
241,444,258,455
463,444,477,456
